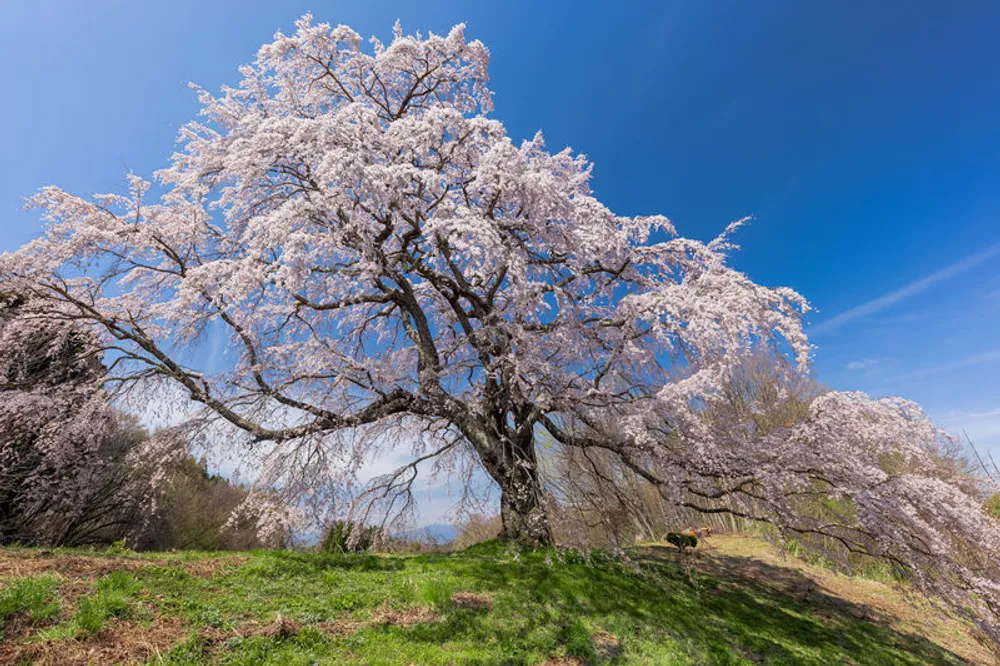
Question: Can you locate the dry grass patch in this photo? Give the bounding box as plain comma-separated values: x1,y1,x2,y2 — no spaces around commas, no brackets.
450,591,494,611
0,616,187,666
181,555,248,578
665,534,997,665
317,604,442,636
592,632,621,661
0,547,247,581
0,550,154,579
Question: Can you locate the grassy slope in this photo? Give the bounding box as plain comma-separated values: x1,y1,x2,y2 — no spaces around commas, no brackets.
0,535,994,665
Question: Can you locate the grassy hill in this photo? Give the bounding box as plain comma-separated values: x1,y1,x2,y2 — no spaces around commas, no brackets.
0,535,993,665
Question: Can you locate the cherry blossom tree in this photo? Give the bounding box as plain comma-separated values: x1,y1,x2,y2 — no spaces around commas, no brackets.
0,291,128,545
5,15,1000,638
0,289,292,548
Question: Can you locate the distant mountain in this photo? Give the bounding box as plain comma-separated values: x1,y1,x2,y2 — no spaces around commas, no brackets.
396,523,458,544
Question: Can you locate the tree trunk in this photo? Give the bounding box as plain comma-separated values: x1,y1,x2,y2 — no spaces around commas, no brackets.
486,441,552,548
498,469,551,547
475,431,552,547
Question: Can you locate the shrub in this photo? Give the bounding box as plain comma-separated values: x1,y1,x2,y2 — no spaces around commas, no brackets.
985,493,1000,522
320,520,382,554
453,514,503,551
134,455,281,552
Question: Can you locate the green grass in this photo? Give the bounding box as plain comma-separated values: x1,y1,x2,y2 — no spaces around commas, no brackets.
35,571,144,640
146,543,979,664
76,571,142,634
417,578,455,612
0,537,990,665
562,617,598,662
0,575,60,639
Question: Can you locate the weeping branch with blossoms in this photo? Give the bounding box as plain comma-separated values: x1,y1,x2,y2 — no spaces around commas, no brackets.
3,15,1000,643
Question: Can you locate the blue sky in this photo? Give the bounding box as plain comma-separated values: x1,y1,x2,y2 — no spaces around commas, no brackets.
2,1,999,466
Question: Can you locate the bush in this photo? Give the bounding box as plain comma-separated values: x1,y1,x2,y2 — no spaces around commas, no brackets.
985,493,1000,522
132,454,283,552
320,520,382,554
453,513,502,551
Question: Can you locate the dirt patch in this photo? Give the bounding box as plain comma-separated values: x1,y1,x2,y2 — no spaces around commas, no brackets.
593,632,621,660
1,610,54,644
450,591,494,611
260,613,302,638
199,604,442,649
372,605,441,627
0,549,248,582
317,604,441,636
0,616,188,666
182,555,249,578
536,633,618,666
0,552,156,579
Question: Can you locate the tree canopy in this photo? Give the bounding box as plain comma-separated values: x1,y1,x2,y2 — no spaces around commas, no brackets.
3,15,1000,641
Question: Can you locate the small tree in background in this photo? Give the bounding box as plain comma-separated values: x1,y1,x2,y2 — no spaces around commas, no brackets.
0,291,128,546
320,520,383,554
452,513,503,551
135,454,283,551
0,289,287,549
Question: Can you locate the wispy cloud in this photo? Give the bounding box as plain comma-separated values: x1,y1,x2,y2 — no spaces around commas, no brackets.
937,407,1000,437
935,407,1000,455
893,347,1000,381
846,357,884,371
811,242,1000,334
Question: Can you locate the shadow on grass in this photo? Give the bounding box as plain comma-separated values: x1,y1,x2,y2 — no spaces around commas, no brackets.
242,550,406,576
378,546,979,665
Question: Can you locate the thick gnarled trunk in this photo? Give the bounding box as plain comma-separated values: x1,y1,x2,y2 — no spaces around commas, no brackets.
466,420,552,547
497,461,551,547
